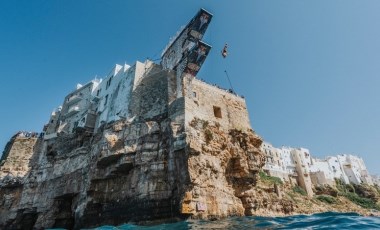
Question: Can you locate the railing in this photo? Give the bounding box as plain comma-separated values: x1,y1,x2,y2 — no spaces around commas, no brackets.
66,106,80,116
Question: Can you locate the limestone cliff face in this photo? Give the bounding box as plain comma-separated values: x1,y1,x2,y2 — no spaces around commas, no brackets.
0,121,266,230
183,118,266,218
2,69,378,229
0,134,37,179
0,69,189,229
0,135,39,228
0,69,269,229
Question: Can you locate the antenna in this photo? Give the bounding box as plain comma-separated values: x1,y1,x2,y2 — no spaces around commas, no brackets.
224,70,235,93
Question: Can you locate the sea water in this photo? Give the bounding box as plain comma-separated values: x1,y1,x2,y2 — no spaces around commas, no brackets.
90,212,380,229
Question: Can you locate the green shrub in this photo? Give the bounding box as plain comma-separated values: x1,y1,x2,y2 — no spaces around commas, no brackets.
374,185,380,195
316,195,336,204
292,186,307,196
335,179,380,210
259,171,283,185
345,183,355,193
344,192,380,210
335,178,346,193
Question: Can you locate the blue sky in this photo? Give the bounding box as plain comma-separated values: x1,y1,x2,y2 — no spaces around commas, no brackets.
0,1,379,174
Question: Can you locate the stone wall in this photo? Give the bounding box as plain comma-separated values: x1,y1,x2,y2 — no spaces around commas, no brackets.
183,76,251,132
179,75,269,219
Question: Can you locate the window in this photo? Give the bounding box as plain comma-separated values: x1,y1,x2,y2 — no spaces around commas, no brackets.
193,91,197,98
213,106,222,118
104,95,108,106
97,89,100,96
106,76,113,89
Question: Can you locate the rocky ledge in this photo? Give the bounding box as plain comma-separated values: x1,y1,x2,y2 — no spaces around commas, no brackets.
0,118,379,229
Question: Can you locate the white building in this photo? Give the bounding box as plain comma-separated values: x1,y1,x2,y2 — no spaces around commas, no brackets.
94,60,162,130
371,175,380,186
44,107,62,140
259,142,374,190
279,146,296,176
44,60,164,137
326,156,350,184
44,79,101,137
309,158,335,186
261,142,289,181
337,154,373,185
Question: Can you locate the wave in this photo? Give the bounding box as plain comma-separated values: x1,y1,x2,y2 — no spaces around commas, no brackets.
87,212,380,230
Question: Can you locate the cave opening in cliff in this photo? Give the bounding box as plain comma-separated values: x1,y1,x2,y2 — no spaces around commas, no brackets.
52,193,77,229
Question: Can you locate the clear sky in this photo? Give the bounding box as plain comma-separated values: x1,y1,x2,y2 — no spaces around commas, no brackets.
0,1,379,174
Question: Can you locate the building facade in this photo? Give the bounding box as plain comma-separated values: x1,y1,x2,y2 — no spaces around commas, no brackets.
261,142,374,193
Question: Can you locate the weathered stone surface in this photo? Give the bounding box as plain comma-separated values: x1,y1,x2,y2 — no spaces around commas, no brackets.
1,69,377,230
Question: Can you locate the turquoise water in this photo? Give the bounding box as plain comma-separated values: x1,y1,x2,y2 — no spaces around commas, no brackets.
91,212,380,229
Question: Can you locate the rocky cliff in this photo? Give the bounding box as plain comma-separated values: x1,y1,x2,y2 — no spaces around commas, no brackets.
1,70,379,229
0,114,265,229
2,121,378,230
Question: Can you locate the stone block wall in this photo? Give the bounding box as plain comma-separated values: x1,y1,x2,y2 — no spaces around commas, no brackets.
183,76,251,132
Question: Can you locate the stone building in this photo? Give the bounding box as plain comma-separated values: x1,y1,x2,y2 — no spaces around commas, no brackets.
291,148,314,197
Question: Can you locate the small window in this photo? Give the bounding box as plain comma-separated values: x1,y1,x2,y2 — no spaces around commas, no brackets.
213,106,222,118
106,76,113,89
104,95,109,106
193,91,197,98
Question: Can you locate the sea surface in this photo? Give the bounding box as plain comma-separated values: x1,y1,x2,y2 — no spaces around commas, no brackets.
85,212,380,229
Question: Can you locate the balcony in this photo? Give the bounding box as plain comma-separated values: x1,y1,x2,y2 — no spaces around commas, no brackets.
66,94,82,106
92,96,100,102
66,106,80,117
